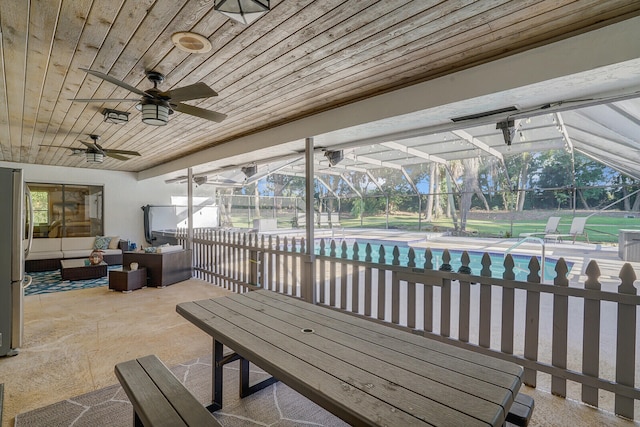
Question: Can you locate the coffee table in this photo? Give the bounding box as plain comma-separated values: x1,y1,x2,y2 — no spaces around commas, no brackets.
60,259,108,281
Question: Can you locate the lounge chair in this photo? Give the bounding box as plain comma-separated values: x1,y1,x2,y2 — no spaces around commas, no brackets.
519,216,561,239
545,217,589,243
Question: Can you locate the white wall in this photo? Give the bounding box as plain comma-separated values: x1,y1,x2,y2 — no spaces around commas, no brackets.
0,161,185,247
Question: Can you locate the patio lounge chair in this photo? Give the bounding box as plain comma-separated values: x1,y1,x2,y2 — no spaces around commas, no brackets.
519,216,561,239
545,217,589,244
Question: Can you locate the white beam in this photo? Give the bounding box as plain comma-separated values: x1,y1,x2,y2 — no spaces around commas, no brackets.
381,141,447,164
340,173,362,198
343,153,402,170
366,170,384,192
451,129,504,161
316,177,339,199
401,167,419,194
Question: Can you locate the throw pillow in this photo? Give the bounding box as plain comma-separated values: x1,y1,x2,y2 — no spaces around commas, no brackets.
144,246,156,253
94,236,111,250
108,236,120,249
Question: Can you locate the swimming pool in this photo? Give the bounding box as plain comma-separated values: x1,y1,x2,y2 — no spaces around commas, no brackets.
314,238,570,281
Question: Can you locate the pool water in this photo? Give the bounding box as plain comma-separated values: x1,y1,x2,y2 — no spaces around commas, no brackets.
313,238,570,282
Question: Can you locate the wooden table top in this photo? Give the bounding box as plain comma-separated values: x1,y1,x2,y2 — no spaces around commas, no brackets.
177,290,523,426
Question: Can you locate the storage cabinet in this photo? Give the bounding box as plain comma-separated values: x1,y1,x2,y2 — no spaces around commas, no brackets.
122,250,192,287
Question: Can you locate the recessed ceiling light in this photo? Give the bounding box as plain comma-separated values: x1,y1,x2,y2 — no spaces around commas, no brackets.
171,32,212,54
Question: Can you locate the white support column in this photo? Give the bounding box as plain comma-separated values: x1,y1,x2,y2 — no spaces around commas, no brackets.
187,168,193,251
304,137,316,304
555,112,577,212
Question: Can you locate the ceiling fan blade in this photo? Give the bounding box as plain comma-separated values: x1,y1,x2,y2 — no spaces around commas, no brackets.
39,145,84,154
160,82,217,102
81,68,148,97
69,98,139,102
103,148,141,156
173,102,227,123
39,144,71,149
105,152,131,161
78,140,100,151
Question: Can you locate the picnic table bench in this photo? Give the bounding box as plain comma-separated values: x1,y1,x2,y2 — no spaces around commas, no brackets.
115,354,220,427
177,289,525,426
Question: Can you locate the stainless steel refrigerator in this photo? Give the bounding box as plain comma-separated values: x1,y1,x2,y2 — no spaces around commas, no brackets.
0,167,33,357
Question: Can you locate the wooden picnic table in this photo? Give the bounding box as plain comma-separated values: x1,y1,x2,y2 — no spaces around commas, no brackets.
176,289,523,426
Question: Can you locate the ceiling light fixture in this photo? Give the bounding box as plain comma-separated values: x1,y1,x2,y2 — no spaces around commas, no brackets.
85,152,104,164
193,176,208,186
214,0,270,25
137,99,171,126
241,164,257,178
496,120,515,146
171,32,212,54
102,108,129,124
324,150,343,166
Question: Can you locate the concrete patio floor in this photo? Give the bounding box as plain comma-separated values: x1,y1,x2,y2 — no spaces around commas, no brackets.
0,233,638,426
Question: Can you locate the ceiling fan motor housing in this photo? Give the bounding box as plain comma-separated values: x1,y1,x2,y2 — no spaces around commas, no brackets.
146,71,165,86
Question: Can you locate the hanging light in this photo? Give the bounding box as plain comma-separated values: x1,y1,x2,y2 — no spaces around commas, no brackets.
86,152,104,163
214,0,270,25
137,99,171,126
102,108,129,124
496,120,515,146
241,164,257,178
324,150,343,167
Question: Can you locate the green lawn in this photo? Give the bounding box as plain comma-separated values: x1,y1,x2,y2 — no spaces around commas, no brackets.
229,211,640,244
338,213,640,244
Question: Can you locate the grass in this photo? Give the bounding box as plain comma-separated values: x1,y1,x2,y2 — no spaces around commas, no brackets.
229,210,640,244
338,212,640,244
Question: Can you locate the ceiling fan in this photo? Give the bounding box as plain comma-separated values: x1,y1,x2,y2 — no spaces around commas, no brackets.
71,68,227,125
42,134,142,163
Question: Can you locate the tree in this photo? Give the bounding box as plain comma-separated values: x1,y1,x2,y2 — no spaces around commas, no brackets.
218,189,234,227
425,163,436,221
460,158,489,230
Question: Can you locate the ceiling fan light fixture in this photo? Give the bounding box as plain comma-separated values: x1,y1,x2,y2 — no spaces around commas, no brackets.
86,152,104,163
324,150,343,166
241,164,257,178
171,32,212,54
214,0,270,25
140,99,170,126
496,120,515,146
103,108,129,124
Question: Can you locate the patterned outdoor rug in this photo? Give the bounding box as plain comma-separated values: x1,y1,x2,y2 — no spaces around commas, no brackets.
15,354,348,427
25,266,121,296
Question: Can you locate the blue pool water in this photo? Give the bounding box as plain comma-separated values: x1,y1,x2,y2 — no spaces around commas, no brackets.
313,238,570,281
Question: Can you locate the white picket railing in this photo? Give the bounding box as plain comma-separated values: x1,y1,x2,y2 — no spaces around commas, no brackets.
180,228,640,420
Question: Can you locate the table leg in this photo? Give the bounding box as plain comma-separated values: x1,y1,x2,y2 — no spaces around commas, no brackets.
207,339,223,412
239,357,278,398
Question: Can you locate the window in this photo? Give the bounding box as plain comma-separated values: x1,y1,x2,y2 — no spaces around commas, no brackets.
27,183,104,238
31,190,49,224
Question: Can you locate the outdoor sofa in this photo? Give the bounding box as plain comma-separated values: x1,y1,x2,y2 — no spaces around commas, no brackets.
25,236,127,272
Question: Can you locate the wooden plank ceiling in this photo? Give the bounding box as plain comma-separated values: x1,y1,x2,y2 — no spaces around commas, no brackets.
1,0,639,173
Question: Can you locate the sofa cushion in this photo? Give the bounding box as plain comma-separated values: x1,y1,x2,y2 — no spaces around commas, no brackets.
27,250,64,260
62,249,93,259
155,245,184,254
29,238,62,253
61,237,97,251
93,236,112,250
108,236,121,249
101,249,122,256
